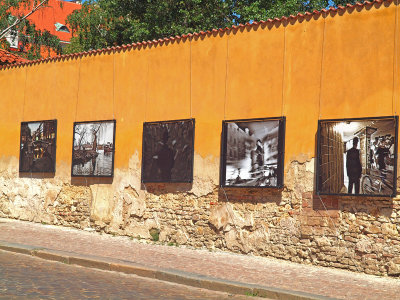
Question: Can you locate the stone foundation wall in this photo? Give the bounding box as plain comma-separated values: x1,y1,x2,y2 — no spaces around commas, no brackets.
1,153,400,277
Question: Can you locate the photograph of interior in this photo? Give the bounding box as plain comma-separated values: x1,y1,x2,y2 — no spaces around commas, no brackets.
318,117,397,196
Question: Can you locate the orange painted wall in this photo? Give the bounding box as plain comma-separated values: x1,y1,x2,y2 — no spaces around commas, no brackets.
0,2,399,173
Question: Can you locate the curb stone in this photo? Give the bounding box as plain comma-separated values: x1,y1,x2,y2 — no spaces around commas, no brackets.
0,241,337,300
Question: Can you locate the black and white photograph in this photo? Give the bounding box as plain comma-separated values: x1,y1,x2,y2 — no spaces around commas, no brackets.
220,117,285,188
72,120,116,177
317,116,398,196
19,120,57,173
141,119,195,183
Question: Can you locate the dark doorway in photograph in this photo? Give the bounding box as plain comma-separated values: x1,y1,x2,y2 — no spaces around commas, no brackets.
72,120,116,177
19,120,57,173
220,117,286,188
317,116,398,197
141,119,195,183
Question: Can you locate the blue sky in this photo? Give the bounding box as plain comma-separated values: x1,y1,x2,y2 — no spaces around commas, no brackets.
328,0,336,7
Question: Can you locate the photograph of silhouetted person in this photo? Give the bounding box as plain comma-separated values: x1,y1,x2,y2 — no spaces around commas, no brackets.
154,130,175,181
319,117,397,196
142,119,195,182
222,119,284,187
250,139,264,177
376,138,390,170
346,137,362,194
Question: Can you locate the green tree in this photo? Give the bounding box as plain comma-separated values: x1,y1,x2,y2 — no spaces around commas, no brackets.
66,0,357,53
0,0,61,59
66,0,230,53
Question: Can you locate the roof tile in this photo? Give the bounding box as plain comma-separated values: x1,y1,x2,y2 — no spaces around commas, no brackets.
0,49,29,65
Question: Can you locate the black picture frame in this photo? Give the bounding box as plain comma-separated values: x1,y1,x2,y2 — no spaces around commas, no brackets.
19,119,58,173
141,118,195,183
220,116,286,188
316,115,398,198
71,119,116,178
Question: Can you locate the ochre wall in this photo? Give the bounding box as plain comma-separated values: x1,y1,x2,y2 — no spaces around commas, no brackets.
0,3,398,167
1,2,400,277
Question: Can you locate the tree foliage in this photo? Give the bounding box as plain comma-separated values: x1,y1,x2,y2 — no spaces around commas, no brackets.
66,0,357,53
0,0,61,59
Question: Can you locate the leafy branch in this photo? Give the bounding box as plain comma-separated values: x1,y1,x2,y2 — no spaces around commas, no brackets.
0,0,48,40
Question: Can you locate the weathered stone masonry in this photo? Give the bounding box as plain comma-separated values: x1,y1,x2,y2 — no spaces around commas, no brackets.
1,155,400,277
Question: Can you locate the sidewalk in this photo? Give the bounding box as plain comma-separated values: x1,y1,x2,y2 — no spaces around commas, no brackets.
0,218,399,300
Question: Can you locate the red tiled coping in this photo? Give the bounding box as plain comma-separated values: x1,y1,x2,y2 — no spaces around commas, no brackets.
0,49,29,65
0,0,394,70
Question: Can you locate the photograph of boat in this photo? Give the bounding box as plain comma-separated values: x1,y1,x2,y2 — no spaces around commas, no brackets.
72,120,116,177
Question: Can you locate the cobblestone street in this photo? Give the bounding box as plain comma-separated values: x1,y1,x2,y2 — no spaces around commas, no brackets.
1,218,400,299
0,250,253,299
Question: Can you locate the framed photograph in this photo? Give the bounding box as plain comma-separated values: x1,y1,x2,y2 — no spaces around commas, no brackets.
141,119,195,183
220,117,286,188
19,119,57,173
71,120,116,177
317,116,398,197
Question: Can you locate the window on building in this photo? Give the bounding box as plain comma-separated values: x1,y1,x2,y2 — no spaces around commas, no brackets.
5,29,18,48
54,23,70,33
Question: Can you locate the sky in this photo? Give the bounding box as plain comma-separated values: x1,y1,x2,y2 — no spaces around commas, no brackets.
28,122,41,133
75,122,115,146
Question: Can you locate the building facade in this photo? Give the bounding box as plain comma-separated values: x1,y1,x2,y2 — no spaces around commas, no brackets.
6,0,81,56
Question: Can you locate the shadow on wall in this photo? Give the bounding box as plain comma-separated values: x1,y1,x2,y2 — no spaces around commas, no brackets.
218,187,283,205
141,182,193,195
71,177,113,186
312,192,395,215
19,172,55,179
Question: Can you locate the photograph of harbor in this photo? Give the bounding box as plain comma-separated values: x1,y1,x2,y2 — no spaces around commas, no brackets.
317,116,398,196
19,120,57,173
221,118,285,188
142,119,195,183
72,120,116,177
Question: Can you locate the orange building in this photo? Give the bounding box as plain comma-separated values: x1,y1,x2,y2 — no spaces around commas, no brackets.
6,0,81,55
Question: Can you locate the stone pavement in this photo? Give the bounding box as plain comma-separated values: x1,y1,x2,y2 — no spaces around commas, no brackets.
0,251,251,299
0,218,399,300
